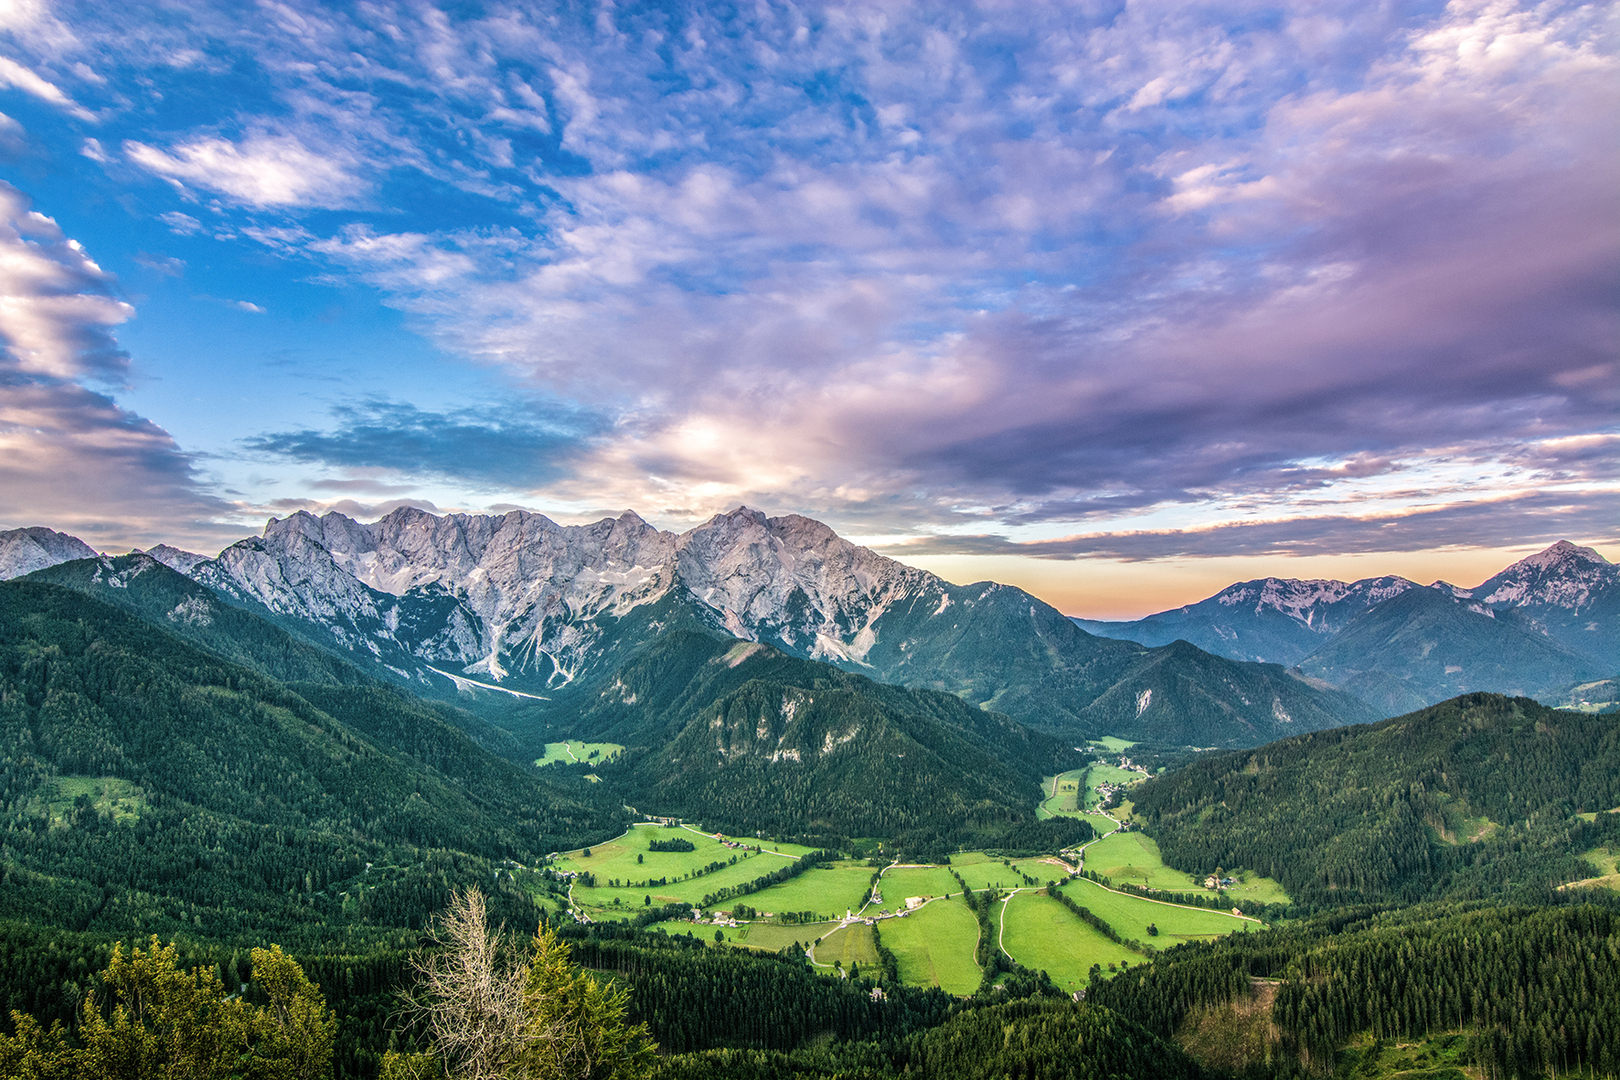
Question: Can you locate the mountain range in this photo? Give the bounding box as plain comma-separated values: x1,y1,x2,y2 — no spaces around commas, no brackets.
1074,540,1617,713
4,508,1376,749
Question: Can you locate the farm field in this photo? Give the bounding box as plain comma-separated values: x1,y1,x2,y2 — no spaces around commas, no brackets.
534,741,624,767
999,890,1137,990
1057,877,1255,943
877,900,980,995
730,920,833,953
1080,831,1290,905
1037,768,1087,818
951,852,1070,892
1089,736,1137,752
556,824,817,915
879,865,960,906
744,863,875,919
814,922,880,970
881,893,978,997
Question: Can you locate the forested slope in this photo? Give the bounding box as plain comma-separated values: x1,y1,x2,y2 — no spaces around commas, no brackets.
567,631,1091,849
1129,692,1620,904
1092,901,1620,1079
0,581,626,944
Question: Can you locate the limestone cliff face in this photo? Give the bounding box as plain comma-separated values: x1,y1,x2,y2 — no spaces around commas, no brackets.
0,526,97,580
182,505,947,697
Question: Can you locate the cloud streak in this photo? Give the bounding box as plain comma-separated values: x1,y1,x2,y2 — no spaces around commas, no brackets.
0,0,1613,561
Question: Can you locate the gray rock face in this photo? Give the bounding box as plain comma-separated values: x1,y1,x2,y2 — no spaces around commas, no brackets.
140,544,211,575
0,527,97,580
183,505,942,698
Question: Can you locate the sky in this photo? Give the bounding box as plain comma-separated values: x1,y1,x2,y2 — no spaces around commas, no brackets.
0,0,1614,618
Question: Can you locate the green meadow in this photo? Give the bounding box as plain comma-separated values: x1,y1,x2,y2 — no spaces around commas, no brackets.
730,920,833,953
533,740,625,767
744,863,875,919
950,851,1070,892
33,776,146,825
1088,736,1137,752
999,890,1138,989
1080,830,1289,905
556,824,819,915
1058,877,1254,943
876,900,981,995
880,865,960,905
1037,768,1087,819
814,922,880,970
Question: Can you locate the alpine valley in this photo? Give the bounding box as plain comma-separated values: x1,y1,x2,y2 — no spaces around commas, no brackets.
0,508,1616,1080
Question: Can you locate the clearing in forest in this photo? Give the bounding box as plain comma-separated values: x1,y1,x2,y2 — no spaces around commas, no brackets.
1561,844,1620,892
877,899,981,995
999,890,1137,990
534,741,625,767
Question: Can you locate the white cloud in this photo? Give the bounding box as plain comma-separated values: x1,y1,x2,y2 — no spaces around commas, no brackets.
0,54,93,119
124,134,364,208
0,183,131,380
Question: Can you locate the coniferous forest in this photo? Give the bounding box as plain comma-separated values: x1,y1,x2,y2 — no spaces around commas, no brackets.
0,576,1616,1079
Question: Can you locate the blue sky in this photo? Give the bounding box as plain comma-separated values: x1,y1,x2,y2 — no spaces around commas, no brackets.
0,0,1614,616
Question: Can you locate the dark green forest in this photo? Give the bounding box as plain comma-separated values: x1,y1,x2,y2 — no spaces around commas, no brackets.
2,573,1618,1078
1128,693,1620,905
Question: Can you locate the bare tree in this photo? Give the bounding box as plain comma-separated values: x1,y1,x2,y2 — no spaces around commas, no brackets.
396,889,555,1080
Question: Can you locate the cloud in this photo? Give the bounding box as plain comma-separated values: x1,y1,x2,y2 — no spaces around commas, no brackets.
0,183,241,549
0,1,1612,560
243,398,607,490
0,54,94,119
0,182,132,380
878,489,1620,562
133,252,184,276
124,134,364,208
159,211,203,235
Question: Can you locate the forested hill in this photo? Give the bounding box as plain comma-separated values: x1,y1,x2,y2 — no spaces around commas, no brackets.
570,631,1090,850
0,581,627,943
1128,692,1620,905
24,552,376,688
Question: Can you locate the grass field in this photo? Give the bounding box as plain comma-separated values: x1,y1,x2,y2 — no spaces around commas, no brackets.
556,824,819,915
35,776,146,825
880,866,961,906
814,923,880,970
1058,877,1254,943
999,890,1138,989
1089,737,1137,752
1563,844,1620,892
950,852,1072,892
744,863,874,919
1037,769,1087,819
534,741,624,767
1080,831,1290,905
877,900,981,995
730,921,833,952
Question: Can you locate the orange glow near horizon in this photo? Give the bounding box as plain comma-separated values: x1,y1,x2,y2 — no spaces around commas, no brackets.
902,542,1620,621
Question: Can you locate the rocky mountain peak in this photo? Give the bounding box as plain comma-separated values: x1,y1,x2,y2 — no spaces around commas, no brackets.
0,526,98,580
